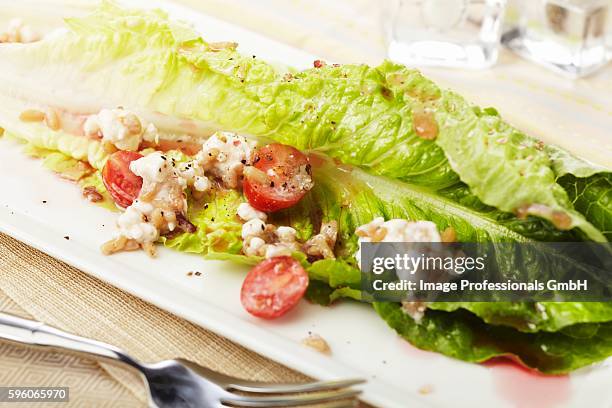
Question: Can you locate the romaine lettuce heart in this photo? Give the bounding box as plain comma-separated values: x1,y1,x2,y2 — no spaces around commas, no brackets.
0,1,608,240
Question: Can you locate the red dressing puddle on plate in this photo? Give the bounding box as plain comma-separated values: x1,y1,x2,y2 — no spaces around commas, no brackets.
484,358,571,408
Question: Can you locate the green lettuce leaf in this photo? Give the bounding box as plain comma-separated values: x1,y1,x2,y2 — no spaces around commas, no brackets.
374,302,612,374
0,2,608,240
427,302,612,333
162,189,244,255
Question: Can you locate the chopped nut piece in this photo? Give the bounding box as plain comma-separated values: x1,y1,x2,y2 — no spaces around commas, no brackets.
418,384,434,395
150,208,165,229
101,236,139,255
401,301,427,323
103,141,118,154
441,226,457,243
302,333,331,354
19,109,45,122
44,108,61,131
319,221,338,245
121,113,143,135
0,19,40,43
208,41,238,51
304,221,338,260
175,213,197,234
82,186,103,203
371,226,388,242
142,242,157,257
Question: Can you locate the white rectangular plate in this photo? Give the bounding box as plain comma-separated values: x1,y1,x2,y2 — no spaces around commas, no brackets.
0,1,610,407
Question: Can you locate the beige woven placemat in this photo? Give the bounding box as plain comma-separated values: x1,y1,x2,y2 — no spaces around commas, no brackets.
0,233,312,407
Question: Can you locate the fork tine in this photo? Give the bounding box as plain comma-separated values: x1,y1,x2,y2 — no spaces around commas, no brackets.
221,388,361,407
227,378,366,394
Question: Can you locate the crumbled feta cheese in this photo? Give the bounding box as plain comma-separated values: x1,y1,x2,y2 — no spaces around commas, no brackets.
239,218,335,260
356,217,441,243
355,218,441,265
195,132,254,188
264,244,293,258
0,19,40,43
276,226,297,243
401,301,427,323
237,202,267,222
117,200,159,242
243,236,266,257
130,152,174,184
239,215,302,259
241,219,266,239
113,152,187,246
364,218,440,242
83,108,157,151
193,176,210,192
177,160,211,193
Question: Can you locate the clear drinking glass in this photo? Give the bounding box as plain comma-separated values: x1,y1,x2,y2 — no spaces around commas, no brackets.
383,0,508,69
502,0,612,78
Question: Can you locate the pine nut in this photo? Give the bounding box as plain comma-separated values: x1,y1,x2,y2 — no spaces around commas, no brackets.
121,113,142,135
19,109,45,122
45,108,61,131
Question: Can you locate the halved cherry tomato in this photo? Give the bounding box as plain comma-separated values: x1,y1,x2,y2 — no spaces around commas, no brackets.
102,151,143,208
243,143,313,212
241,256,309,319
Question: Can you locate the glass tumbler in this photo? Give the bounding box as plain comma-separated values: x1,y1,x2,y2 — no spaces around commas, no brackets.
502,0,611,78
383,0,508,68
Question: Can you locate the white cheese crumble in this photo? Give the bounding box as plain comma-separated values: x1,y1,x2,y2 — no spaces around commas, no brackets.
401,301,427,324
237,205,307,259
0,19,40,43
264,244,293,258
194,132,254,188
356,217,441,244
116,200,159,243
241,219,266,239
177,160,211,193
116,152,187,245
355,217,441,266
243,236,266,257
276,226,297,243
84,108,158,151
237,202,267,222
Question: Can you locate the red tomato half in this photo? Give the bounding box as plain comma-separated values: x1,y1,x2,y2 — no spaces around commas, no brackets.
241,256,309,319
102,151,143,208
243,143,313,212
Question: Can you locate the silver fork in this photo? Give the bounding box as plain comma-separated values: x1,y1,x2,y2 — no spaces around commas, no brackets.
0,313,364,407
